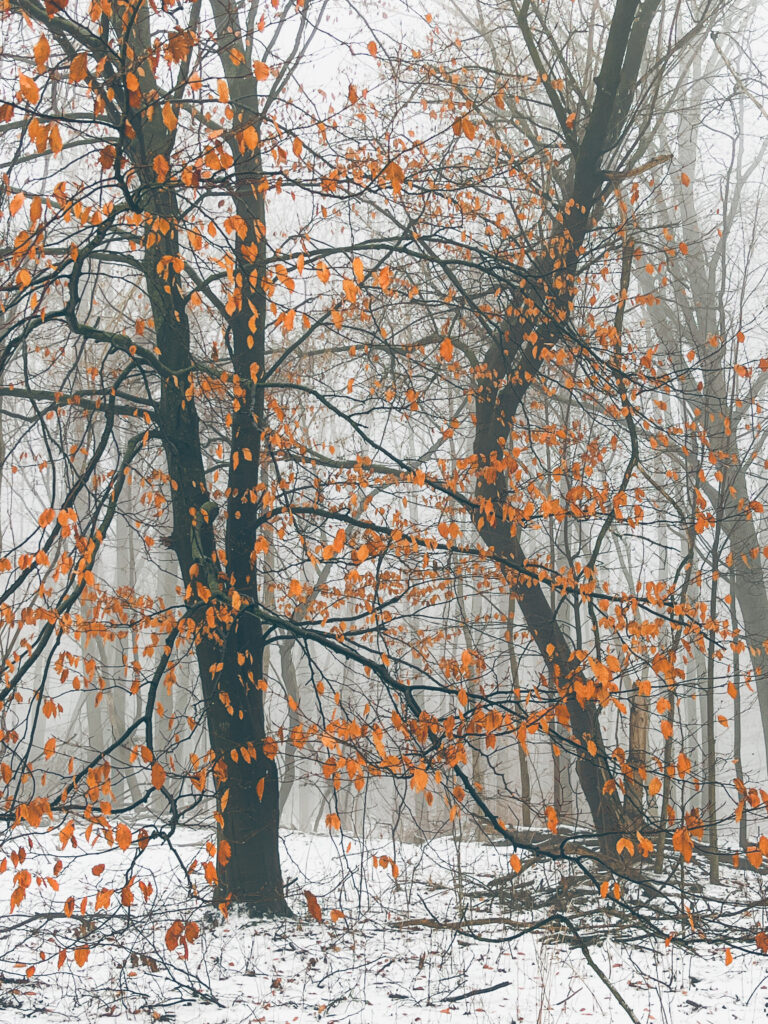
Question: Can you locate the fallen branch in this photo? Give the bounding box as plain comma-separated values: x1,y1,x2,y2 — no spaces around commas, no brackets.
446,980,512,1002
395,916,525,930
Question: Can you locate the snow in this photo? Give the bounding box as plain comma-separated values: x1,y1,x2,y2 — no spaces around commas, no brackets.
0,826,765,1023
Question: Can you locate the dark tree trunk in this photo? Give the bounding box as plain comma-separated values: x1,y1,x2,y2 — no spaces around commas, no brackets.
135,161,288,912
196,622,286,913
470,0,662,850
103,0,292,912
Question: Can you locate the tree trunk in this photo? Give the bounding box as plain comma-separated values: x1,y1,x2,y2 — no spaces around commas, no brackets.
278,639,300,819
135,164,287,911
505,598,531,828
730,573,748,851
705,518,722,883
471,0,662,847
194,619,285,912
624,676,649,834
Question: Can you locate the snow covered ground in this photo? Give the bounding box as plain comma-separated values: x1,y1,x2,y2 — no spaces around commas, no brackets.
0,825,765,1023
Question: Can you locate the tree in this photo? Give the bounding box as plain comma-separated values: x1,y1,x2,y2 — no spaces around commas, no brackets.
345,0,727,853
0,0,367,914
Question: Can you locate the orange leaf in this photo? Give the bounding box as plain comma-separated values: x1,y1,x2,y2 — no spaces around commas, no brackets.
616,837,634,858
94,888,112,910
677,752,691,778
439,337,454,361
681,172,690,187
509,854,521,874
367,41,377,56
746,846,763,870
383,160,404,195
253,61,270,81
115,823,132,851
151,761,166,789
18,74,40,105
162,103,178,132
153,154,170,182
256,777,265,801
34,36,50,73
73,946,89,967
165,920,183,952
304,889,322,922
546,805,558,834
44,737,56,760
725,948,733,966
49,124,63,154
69,53,88,83
672,827,693,863
636,833,654,858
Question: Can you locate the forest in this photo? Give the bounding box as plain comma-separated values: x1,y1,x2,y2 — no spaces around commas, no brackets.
0,0,767,1020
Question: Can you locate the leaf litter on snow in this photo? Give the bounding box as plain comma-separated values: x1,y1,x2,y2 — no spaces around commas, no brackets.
0,826,763,1022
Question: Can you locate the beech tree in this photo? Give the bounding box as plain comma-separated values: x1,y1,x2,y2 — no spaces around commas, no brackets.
0,0,363,915
347,0,729,853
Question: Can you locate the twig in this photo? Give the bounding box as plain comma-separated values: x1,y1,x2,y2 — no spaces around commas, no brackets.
574,934,642,1024
395,916,525,930
446,980,512,1002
